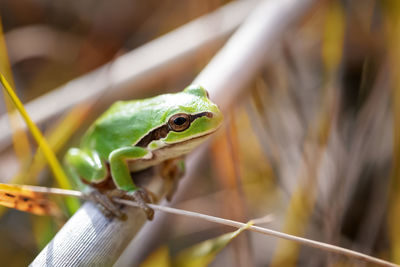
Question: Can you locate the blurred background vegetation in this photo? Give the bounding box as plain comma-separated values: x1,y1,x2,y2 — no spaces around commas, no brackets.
1,0,400,266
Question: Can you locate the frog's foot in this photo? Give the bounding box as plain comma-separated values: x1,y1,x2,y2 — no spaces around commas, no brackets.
87,189,127,220
109,188,154,220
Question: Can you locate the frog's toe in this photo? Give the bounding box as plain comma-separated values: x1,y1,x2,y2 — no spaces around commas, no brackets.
123,189,154,220
87,189,126,220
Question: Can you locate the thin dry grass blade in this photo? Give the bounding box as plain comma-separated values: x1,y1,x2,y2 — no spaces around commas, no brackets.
0,20,32,163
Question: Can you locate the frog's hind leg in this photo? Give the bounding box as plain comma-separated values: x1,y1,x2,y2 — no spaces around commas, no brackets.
65,148,127,219
64,148,108,186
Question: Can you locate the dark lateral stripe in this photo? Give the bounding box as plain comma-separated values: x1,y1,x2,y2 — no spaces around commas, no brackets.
136,124,170,147
136,112,213,148
189,111,213,122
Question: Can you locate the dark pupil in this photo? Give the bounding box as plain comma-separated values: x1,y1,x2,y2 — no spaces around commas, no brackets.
174,117,187,125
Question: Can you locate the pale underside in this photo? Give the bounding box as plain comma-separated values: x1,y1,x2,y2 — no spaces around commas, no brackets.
127,132,212,172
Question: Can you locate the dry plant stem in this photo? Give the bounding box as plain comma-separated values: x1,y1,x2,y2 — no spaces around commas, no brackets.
194,0,314,110
0,0,257,152
30,201,149,267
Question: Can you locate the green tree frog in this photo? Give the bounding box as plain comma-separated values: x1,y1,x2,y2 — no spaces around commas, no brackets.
64,85,223,220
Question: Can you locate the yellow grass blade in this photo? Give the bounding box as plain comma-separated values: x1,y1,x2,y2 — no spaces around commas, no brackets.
321,0,345,76
0,73,71,190
0,19,32,163
32,215,63,250
173,221,253,267
383,1,400,264
14,103,92,185
140,246,171,267
0,103,91,217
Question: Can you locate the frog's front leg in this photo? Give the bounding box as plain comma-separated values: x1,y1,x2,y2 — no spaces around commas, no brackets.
109,146,154,220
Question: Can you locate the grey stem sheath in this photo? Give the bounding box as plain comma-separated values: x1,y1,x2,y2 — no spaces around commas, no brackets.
31,202,147,266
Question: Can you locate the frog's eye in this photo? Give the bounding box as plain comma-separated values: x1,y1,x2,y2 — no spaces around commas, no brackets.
168,113,191,132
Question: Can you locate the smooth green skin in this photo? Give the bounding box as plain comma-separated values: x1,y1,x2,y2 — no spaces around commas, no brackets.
64,85,223,193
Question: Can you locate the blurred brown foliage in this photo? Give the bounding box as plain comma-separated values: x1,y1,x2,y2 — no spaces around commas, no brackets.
1,0,400,266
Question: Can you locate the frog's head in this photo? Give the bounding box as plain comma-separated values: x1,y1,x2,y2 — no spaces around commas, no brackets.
143,85,223,152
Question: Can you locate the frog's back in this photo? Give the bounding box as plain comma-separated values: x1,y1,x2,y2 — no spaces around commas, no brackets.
79,89,214,160
81,97,167,159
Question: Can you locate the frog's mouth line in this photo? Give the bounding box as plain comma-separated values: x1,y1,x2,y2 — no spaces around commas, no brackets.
135,112,216,148
163,128,217,147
